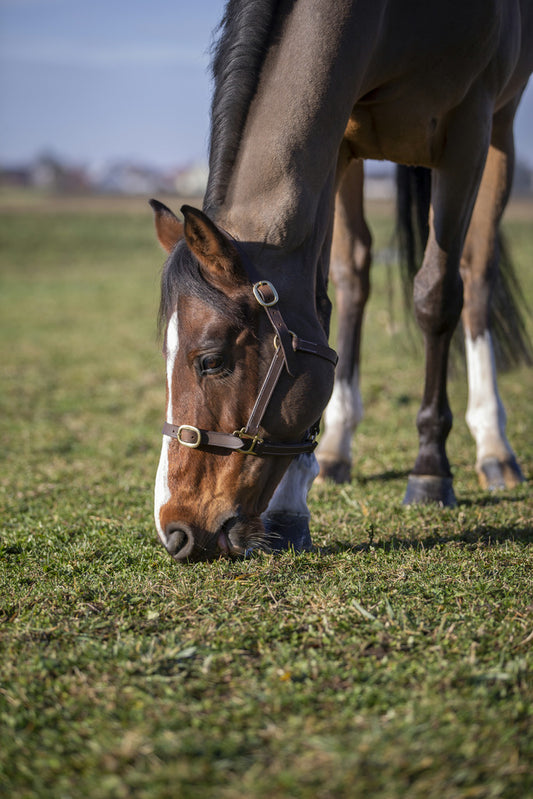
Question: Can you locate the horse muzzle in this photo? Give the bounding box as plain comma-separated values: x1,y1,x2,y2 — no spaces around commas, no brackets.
161,516,263,562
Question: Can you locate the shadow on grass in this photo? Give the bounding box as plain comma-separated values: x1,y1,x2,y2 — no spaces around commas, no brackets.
354,469,411,484
457,492,529,508
317,523,533,557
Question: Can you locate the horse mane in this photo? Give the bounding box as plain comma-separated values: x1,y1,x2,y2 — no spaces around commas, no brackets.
203,0,282,214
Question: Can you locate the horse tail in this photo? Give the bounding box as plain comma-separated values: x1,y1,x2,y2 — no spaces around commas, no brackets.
489,231,533,370
395,165,532,370
395,164,431,307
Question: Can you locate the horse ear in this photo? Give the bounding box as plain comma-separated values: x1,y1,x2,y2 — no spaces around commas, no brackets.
150,199,184,253
181,205,247,287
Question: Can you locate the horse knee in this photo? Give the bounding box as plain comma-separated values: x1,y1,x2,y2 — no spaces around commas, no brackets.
413,260,463,336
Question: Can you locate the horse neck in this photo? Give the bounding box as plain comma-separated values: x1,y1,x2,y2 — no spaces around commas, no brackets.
207,0,363,249
205,2,365,337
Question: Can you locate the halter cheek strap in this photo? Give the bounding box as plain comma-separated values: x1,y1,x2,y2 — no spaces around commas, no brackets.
162,243,338,457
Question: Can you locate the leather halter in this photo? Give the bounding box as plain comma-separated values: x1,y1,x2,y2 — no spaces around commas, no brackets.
162,239,338,457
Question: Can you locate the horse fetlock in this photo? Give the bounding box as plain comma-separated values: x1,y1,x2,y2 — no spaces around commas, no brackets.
477,456,524,491
416,405,453,444
316,455,352,484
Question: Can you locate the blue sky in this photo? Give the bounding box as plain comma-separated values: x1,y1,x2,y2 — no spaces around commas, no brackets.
1,0,532,170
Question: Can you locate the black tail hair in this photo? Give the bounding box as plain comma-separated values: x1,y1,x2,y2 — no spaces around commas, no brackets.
395,164,431,306
485,231,532,369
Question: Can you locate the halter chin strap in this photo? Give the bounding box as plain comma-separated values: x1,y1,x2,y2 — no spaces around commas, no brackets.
162,245,338,457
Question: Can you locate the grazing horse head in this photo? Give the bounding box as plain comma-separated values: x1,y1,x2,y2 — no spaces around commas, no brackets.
151,201,336,562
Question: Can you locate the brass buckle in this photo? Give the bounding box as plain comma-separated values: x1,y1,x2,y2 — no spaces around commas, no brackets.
252,280,279,307
176,424,202,448
233,428,264,455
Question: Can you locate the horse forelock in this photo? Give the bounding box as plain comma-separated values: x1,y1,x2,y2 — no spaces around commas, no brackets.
158,241,248,342
204,0,282,213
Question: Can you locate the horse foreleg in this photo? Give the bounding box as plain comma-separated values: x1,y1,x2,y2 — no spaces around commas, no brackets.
404,250,461,506
404,95,491,506
260,452,319,551
461,98,525,490
317,159,372,483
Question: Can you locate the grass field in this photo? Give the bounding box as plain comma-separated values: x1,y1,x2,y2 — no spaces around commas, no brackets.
0,192,532,798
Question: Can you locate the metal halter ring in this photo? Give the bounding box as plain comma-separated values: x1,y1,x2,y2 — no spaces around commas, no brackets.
176,425,202,448
233,428,264,455
252,280,279,307
273,330,297,351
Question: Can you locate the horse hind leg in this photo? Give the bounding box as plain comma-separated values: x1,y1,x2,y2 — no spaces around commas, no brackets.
464,324,523,489
461,98,526,491
316,158,371,484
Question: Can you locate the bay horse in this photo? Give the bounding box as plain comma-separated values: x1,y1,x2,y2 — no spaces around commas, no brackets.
151,0,533,562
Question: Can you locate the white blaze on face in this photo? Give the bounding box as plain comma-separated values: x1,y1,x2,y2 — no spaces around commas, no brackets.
154,310,179,543
465,329,514,464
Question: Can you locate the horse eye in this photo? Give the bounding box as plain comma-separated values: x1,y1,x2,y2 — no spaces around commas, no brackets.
199,353,225,375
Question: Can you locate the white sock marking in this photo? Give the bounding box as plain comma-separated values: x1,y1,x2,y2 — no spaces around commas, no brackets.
318,371,363,463
465,329,514,464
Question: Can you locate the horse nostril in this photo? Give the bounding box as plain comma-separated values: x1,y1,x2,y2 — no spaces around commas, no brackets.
227,527,246,556
218,518,247,556
165,523,194,560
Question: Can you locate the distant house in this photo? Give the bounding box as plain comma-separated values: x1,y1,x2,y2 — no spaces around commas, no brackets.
0,166,32,188
30,154,89,192
93,162,175,195
0,154,88,192
172,163,208,197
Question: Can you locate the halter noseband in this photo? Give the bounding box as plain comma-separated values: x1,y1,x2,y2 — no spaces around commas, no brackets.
162,241,338,457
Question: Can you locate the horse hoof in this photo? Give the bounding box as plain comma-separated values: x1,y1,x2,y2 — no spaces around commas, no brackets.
478,456,524,491
316,457,351,484
403,475,457,507
261,512,314,552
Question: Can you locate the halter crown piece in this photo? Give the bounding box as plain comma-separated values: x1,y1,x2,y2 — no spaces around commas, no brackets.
162,235,338,457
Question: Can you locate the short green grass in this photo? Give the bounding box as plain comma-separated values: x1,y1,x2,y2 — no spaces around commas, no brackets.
0,195,531,799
